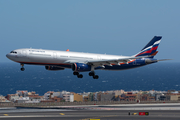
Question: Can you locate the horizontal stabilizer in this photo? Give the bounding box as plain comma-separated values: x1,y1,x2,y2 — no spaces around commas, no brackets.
156,59,172,62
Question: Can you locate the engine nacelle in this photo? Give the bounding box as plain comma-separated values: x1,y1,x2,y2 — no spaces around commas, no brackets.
45,66,65,71
72,63,91,72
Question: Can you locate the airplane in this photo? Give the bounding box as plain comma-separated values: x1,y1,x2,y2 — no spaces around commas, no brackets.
6,36,169,79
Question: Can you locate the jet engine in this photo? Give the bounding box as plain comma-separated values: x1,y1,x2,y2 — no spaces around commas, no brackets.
45,66,65,71
72,63,91,72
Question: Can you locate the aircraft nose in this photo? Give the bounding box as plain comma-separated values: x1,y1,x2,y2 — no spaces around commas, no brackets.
6,53,12,60
6,53,10,58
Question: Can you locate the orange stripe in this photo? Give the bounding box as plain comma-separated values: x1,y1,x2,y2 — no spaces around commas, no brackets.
119,59,135,65
151,51,158,56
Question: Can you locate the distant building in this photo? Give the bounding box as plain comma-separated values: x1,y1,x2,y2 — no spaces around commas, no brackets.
16,90,28,97
83,96,89,102
28,95,43,103
0,95,10,103
51,92,61,98
161,93,180,101
106,90,125,96
159,95,170,101
119,92,137,101
89,93,94,101
44,91,83,102
100,92,115,101
43,91,54,100
43,91,65,102
50,96,63,102
169,94,180,101
140,94,155,101
15,97,29,103
155,93,163,101
73,93,83,102
167,90,176,93
81,92,90,102
6,94,20,102
94,92,98,101
5,90,43,103
5,89,180,103
62,93,73,102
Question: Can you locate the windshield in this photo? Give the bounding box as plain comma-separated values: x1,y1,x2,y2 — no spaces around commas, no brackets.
10,51,17,54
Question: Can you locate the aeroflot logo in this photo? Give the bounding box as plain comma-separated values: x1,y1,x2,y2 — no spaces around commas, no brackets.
29,50,45,53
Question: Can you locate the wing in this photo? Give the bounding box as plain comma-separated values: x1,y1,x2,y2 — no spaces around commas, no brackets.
86,56,150,67
64,55,151,67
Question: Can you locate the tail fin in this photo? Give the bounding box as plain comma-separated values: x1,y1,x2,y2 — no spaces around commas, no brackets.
133,36,162,58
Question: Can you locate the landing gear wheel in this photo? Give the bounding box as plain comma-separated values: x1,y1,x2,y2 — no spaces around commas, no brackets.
21,68,25,71
93,75,99,79
20,64,25,71
77,74,83,78
73,72,79,76
73,72,82,78
89,72,95,76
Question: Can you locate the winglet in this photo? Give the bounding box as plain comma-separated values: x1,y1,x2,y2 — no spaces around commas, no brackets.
66,49,69,51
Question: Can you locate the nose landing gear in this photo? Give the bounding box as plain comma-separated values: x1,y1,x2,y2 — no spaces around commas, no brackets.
20,64,25,71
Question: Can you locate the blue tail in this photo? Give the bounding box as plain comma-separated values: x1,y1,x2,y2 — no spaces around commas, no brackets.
134,36,162,58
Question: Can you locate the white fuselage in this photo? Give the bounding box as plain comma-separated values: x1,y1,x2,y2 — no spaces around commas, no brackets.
6,48,130,66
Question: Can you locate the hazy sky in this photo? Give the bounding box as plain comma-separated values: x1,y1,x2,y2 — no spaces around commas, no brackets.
1,0,179,62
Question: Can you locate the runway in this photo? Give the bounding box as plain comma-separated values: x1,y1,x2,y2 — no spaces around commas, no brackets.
1,110,180,120
0,103,180,120
37,103,180,110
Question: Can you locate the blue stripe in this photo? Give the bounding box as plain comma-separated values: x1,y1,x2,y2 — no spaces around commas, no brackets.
141,36,161,51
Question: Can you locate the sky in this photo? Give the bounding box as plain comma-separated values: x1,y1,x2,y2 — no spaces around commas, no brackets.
1,0,180,62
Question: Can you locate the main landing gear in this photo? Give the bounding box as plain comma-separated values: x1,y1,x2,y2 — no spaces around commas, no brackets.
89,71,99,79
20,64,25,71
73,72,83,78
73,71,99,79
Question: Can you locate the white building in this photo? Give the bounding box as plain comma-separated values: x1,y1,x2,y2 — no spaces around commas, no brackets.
62,92,74,102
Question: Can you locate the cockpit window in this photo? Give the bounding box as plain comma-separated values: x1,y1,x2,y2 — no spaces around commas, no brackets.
10,51,17,54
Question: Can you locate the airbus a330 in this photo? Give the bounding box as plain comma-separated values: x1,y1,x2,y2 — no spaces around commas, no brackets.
6,36,168,79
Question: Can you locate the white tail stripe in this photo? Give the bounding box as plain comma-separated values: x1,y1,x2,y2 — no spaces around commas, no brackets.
154,40,161,45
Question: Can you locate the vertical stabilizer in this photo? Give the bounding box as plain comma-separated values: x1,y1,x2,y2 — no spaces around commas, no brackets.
133,36,162,58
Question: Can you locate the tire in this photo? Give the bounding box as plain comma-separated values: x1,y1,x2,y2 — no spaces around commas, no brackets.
21,68,25,71
77,74,83,78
